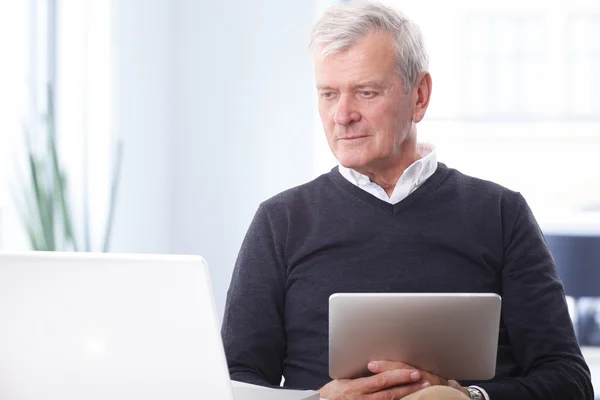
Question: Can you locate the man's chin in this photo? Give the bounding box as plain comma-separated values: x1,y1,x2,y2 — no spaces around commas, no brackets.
337,158,369,171
333,148,379,170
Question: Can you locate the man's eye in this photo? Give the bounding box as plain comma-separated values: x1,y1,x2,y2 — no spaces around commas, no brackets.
361,91,376,98
321,92,334,98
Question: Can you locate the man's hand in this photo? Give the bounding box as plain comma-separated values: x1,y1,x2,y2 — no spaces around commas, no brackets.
368,361,470,397
319,368,430,400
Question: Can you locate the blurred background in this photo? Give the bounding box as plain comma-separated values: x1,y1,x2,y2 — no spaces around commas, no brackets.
0,0,599,393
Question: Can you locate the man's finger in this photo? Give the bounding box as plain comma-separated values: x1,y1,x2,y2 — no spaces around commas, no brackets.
351,368,422,393
447,380,468,394
363,381,427,400
369,360,449,387
368,360,412,373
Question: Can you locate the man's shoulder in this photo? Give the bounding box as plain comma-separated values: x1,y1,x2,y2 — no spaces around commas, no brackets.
444,164,521,200
260,169,335,211
439,164,527,219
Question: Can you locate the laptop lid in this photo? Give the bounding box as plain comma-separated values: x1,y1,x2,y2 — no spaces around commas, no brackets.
0,252,234,400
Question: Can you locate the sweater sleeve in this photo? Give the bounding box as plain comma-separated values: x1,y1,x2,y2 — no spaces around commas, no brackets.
474,193,594,399
221,204,287,388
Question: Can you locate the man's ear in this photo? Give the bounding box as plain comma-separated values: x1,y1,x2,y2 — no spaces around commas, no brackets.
412,72,432,123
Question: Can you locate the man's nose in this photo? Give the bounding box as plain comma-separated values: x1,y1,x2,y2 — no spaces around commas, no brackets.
334,94,361,126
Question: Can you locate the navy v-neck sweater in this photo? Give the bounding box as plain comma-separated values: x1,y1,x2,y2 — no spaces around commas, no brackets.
221,163,593,399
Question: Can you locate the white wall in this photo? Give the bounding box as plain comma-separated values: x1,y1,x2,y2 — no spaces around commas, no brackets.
169,0,317,317
110,0,318,317
110,0,172,254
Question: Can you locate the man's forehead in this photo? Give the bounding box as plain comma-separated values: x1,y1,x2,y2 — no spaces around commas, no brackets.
315,48,370,73
314,51,397,89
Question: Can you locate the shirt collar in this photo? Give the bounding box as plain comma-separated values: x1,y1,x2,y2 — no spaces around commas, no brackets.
338,143,437,189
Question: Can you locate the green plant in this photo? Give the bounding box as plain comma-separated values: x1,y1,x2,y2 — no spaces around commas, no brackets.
12,85,123,252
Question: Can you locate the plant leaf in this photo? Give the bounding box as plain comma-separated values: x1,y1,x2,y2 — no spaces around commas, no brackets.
27,150,52,251
102,140,123,252
48,126,79,251
46,83,79,251
10,181,43,250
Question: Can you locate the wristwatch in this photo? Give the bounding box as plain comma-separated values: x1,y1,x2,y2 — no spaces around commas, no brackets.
466,387,484,400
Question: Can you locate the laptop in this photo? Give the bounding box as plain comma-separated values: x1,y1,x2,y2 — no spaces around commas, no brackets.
329,293,501,381
0,252,318,400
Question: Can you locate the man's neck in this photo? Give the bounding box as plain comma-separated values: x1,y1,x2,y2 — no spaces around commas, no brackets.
353,145,419,197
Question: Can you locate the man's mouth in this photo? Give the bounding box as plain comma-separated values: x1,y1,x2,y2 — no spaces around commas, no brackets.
338,135,368,141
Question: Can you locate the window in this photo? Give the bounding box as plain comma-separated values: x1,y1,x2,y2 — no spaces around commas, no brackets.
0,0,33,249
56,0,113,249
0,0,113,250
567,14,600,117
462,16,546,119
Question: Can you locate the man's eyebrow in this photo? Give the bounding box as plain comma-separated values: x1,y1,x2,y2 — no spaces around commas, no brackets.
316,82,387,90
354,81,386,89
316,85,336,91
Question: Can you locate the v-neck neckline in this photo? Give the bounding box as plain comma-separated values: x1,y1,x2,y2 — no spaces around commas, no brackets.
328,163,449,215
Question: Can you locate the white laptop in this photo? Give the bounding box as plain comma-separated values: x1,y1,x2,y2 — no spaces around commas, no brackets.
329,293,501,381
0,252,318,400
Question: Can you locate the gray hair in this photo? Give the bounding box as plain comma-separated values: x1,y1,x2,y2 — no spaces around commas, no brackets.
309,1,429,93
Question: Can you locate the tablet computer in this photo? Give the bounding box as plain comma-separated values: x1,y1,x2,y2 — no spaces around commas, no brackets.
329,293,501,381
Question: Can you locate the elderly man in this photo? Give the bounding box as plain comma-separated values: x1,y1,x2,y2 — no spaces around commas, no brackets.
221,2,594,400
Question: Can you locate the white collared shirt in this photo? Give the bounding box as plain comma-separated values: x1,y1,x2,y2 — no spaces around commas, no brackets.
338,143,438,204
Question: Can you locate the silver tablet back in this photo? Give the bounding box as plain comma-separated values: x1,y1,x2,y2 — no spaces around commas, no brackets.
329,293,501,381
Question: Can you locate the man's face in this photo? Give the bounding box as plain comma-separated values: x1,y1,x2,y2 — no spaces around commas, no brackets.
315,32,418,173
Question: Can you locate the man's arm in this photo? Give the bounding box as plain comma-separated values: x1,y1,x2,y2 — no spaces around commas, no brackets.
221,205,287,387
469,193,594,399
